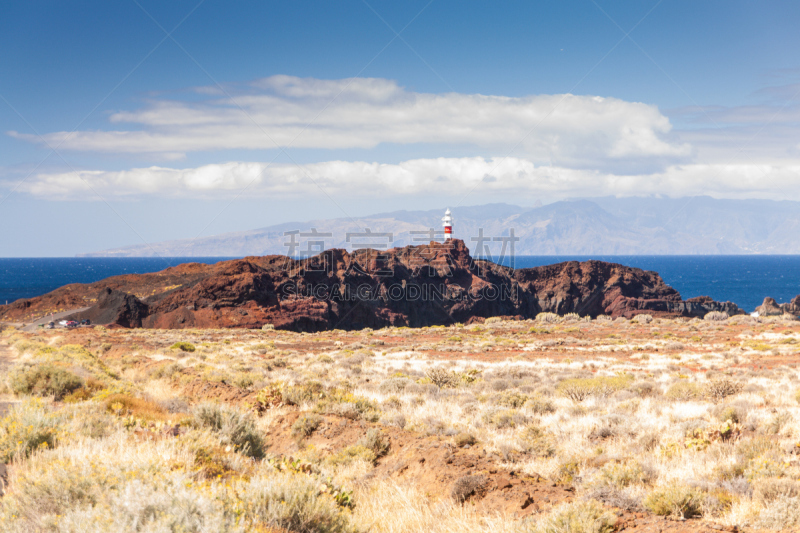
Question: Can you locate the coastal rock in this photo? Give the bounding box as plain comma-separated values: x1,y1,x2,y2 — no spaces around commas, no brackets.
753,295,800,318
0,240,745,331
755,297,785,317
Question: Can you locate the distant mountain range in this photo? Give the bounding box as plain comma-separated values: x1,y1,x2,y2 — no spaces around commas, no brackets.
79,196,800,257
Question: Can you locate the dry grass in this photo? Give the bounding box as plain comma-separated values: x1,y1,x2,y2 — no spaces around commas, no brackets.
2,316,800,531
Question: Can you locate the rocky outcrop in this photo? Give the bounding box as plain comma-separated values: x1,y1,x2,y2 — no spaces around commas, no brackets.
755,296,800,317
0,240,744,331
68,288,149,328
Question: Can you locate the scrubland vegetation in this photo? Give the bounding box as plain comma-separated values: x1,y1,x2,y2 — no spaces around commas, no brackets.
1,312,800,532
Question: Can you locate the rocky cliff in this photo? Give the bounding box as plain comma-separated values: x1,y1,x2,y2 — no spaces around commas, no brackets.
0,240,743,331
755,296,800,317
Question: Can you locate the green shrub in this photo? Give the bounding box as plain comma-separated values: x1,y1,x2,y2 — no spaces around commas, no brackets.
292,413,323,439
643,483,704,518
10,364,84,400
526,499,616,533
665,381,701,401
242,472,355,533
484,408,527,429
284,381,327,405
169,341,195,353
524,395,556,414
557,379,596,402
753,477,800,504
496,390,529,408
518,425,556,457
557,375,633,402
536,312,561,324
714,404,743,424
755,495,800,530
104,394,170,421
313,391,380,422
551,458,581,486
358,428,390,459
454,432,477,447
0,399,63,462
193,403,265,459
595,460,650,488
745,454,787,480
327,445,376,466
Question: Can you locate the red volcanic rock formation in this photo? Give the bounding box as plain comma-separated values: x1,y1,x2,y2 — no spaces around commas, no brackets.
0,240,743,330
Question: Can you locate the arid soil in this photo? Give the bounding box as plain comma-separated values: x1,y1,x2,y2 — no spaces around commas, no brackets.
2,314,800,531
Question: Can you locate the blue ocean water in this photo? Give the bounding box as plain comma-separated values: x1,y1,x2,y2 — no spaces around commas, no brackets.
1,256,799,312
0,258,235,307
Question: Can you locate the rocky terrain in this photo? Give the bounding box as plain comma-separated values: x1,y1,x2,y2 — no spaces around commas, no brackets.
0,240,743,331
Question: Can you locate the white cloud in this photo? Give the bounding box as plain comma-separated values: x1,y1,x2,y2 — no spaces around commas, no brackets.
20,157,800,201
9,75,689,167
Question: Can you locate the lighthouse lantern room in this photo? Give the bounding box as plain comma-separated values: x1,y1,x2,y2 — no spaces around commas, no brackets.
442,208,453,241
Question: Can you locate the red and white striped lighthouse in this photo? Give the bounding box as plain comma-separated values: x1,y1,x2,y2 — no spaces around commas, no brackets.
442,208,453,241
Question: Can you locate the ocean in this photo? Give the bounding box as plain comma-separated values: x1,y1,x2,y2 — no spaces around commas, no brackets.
1,256,799,313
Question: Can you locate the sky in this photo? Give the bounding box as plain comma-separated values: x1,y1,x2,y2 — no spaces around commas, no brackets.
2,0,800,256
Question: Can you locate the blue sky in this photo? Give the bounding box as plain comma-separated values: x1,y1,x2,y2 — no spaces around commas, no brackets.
2,0,800,255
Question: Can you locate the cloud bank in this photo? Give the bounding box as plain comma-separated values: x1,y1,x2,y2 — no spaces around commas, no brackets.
21,157,800,201
9,75,689,168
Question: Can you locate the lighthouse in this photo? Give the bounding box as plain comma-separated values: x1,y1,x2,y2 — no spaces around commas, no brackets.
442,208,453,241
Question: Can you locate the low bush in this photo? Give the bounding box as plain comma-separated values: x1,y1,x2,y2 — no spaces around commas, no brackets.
525,499,616,533
557,375,633,402
327,444,376,467
193,403,265,459
104,394,170,421
454,431,477,447
643,483,704,518
242,472,355,533
450,474,488,503
631,314,653,325
518,425,556,457
313,390,381,422
524,395,556,414
665,381,701,401
358,428,390,459
10,364,84,400
704,379,743,402
169,341,195,353
425,367,459,389
0,399,63,462
496,390,529,408
484,408,528,429
378,377,412,394
536,312,561,324
764,411,793,435
753,477,800,504
755,495,800,530
292,413,323,439
551,458,581,486
704,311,729,321
594,460,651,488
